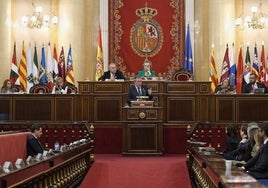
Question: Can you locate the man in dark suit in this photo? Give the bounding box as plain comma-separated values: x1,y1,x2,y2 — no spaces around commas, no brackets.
127,77,153,105
242,72,267,93
27,124,44,157
98,63,125,81
243,121,268,179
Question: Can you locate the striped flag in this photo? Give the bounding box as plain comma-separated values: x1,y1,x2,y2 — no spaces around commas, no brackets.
66,45,75,85
46,43,54,90
39,46,47,84
26,43,33,92
18,42,27,92
58,46,66,81
260,44,267,85
229,43,236,86
244,46,251,84
53,44,59,82
252,44,260,81
10,42,19,85
236,47,244,94
32,45,39,84
220,44,230,83
95,26,104,81
209,47,218,93
184,24,193,74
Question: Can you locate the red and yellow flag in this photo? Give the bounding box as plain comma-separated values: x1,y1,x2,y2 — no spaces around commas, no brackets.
18,42,27,92
95,26,104,81
209,48,218,93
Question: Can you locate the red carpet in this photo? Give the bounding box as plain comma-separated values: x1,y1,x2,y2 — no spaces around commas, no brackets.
79,154,191,188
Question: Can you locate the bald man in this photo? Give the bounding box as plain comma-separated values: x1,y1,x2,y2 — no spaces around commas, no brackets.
98,63,125,81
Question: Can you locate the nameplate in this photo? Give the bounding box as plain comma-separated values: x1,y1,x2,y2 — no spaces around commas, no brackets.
131,101,154,107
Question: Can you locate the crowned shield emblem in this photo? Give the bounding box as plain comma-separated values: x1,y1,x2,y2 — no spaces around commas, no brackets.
130,4,163,57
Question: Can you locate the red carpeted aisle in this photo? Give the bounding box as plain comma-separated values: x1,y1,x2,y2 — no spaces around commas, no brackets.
79,154,191,188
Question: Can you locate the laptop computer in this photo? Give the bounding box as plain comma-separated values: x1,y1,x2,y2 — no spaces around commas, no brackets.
254,88,265,94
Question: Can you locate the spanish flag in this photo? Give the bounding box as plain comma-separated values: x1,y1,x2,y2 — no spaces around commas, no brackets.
95,26,104,81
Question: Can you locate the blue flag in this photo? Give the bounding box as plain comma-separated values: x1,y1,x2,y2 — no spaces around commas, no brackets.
39,46,47,84
184,24,193,74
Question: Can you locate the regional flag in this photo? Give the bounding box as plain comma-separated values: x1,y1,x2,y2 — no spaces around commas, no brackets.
58,46,66,81
53,44,59,82
229,43,236,86
184,24,193,74
252,44,260,81
236,47,244,94
209,47,218,93
18,42,27,92
26,43,33,92
95,26,104,81
32,45,39,85
66,45,75,85
10,42,19,85
46,43,54,90
220,44,230,83
260,44,267,85
244,46,251,84
39,46,47,84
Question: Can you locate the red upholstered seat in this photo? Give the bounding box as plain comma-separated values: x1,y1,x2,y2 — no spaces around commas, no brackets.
172,69,192,81
67,84,78,94
29,84,51,94
0,132,30,165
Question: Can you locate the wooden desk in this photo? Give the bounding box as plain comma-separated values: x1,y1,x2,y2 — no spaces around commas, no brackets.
0,142,93,188
187,147,266,188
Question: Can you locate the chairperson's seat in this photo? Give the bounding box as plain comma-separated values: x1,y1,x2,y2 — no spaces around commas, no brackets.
29,84,51,94
172,68,192,81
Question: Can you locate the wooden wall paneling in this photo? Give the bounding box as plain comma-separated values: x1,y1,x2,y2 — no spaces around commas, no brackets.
0,96,11,120
55,96,74,121
237,95,268,122
13,95,54,121
167,96,195,122
94,96,122,122
196,95,210,121
215,95,236,122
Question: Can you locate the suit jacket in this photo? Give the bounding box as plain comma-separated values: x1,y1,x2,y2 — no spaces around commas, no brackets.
98,70,125,81
137,70,156,78
242,82,268,93
244,143,268,179
231,140,252,162
127,85,153,105
26,134,44,157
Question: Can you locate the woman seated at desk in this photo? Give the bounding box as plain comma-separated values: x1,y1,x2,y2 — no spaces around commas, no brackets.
1,79,14,94
52,77,68,94
137,58,155,78
214,78,236,94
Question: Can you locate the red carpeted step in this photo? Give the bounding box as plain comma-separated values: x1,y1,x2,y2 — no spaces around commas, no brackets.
79,154,191,188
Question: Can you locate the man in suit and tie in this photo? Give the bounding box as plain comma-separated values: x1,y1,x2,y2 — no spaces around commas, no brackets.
27,124,44,157
242,72,267,93
127,77,153,105
243,121,268,179
98,63,125,81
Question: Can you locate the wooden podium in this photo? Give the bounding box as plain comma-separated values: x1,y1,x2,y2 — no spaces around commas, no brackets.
122,101,163,156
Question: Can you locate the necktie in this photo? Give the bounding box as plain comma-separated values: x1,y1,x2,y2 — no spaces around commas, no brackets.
138,87,142,95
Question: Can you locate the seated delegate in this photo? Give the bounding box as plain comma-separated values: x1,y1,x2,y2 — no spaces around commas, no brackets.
26,124,44,157
214,78,236,94
98,63,125,81
1,79,14,94
137,59,155,78
127,77,153,105
242,72,268,93
241,121,268,179
52,77,68,94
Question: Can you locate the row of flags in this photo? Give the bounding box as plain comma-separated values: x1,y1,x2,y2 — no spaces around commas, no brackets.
209,43,268,94
10,42,75,93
